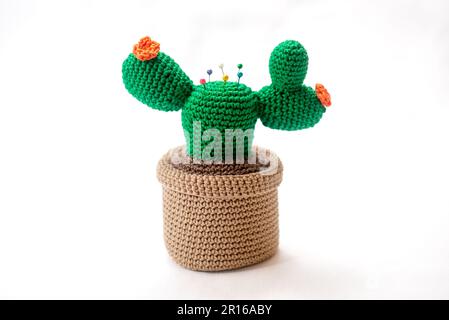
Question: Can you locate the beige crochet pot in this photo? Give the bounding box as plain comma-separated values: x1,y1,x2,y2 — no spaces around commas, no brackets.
156,146,283,271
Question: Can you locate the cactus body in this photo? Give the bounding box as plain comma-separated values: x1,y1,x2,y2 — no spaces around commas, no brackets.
182,81,258,159
122,37,330,160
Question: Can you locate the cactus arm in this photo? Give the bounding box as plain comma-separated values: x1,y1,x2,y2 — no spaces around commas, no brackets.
258,84,326,130
257,39,329,131
122,52,193,111
269,40,308,92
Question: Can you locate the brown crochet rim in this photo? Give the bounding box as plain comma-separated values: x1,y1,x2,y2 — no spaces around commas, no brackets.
156,146,283,271
157,146,283,199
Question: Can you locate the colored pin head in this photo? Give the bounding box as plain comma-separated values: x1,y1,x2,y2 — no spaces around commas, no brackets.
222,74,229,83
237,71,243,84
207,69,212,82
237,64,243,84
200,78,206,88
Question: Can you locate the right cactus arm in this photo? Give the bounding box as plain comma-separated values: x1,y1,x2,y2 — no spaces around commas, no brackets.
258,85,326,130
122,48,193,112
258,40,329,131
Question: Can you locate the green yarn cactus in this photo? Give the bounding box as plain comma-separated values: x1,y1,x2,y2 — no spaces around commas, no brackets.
122,37,331,161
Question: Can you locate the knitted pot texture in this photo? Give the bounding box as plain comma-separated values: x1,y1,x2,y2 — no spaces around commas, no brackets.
157,146,283,271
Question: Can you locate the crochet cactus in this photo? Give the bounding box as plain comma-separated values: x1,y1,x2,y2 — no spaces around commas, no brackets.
122,37,331,160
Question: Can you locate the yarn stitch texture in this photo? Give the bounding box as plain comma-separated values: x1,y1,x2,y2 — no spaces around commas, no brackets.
122,38,331,159
157,146,282,271
122,37,331,271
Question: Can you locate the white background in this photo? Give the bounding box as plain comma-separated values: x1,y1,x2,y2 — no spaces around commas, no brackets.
0,0,448,299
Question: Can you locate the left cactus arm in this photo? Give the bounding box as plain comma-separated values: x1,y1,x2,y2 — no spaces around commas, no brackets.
122,37,193,112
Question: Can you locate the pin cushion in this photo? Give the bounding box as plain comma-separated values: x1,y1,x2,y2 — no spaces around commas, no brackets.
122,36,331,271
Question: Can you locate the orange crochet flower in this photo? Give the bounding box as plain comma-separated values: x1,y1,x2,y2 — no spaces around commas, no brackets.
315,83,331,107
133,36,160,61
